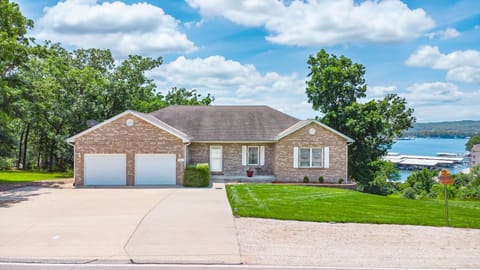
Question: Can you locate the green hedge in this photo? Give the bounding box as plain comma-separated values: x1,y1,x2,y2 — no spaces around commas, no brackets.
183,163,210,187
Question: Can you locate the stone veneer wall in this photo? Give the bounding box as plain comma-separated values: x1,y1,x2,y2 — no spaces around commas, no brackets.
274,122,348,183
188,143,275,176
74,114,185,186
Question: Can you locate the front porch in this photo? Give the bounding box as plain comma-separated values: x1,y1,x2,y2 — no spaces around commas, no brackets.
210,175,276,183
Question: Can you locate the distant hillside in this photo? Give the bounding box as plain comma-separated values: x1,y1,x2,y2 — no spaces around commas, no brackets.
402,120,480,138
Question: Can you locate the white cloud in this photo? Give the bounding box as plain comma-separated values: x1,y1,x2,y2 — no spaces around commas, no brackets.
426,27,460,40
35,0,195,57
186,0,435,46
406,46,480,83
367,85,397,99
403,82,463,106
412,90,480,122
149,55,316,118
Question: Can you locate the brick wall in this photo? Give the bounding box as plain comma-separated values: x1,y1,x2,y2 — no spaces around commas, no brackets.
274,123,348,183
188,143,274,176
74,113,185,186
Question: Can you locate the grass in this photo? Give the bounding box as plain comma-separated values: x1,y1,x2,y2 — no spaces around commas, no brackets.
0,170,73,184
226,184,480,229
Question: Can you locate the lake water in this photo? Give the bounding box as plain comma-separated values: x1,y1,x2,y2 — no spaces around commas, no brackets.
388,137,469,181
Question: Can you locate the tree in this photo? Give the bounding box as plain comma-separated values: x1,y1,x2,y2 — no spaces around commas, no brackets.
306,49,367,129
306,49,415,188
164,87,214,106
466,135,480,151
0,0,34,158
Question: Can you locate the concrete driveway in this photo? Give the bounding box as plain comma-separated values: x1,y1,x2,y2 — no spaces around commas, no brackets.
0,182,240,264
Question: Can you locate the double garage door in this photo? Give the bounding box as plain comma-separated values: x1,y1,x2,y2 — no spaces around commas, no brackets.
84,154,176,186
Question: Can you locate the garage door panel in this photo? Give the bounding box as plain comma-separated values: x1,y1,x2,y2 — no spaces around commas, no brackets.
84,154,126,185
135,154,176,185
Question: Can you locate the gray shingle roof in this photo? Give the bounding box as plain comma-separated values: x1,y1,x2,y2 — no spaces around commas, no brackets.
149,105,300,141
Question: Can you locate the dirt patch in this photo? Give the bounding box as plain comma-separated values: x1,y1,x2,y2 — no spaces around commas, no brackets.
235,217,480,268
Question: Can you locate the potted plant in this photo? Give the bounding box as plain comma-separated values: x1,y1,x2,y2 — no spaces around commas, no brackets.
246,167,254,177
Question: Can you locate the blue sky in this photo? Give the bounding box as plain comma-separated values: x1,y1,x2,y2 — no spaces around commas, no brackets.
16,0,480,122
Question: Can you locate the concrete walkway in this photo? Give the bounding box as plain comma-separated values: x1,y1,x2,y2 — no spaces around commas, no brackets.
0,182,240,264
125,182,241,264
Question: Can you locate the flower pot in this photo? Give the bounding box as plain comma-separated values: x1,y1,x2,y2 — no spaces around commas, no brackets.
246,170,254,177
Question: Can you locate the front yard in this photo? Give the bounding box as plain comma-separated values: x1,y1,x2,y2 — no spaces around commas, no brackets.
0,170,73,184
226,184,480,228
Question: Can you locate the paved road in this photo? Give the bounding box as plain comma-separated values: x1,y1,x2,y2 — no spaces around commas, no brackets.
0,182,240,264
2,262,451,270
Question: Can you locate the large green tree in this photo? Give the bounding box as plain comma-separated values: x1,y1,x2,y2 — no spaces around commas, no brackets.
0,0,33,157
306,49,415,192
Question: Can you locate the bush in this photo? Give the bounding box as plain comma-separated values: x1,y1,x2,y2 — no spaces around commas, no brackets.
360,175,394,195
303,176,309,183
0,157,15,170
183,163,210,187
431,183,457,200
338,178,344,184
401,187,416,199
458,186,480,200
318,176,324,183
405,168,437,193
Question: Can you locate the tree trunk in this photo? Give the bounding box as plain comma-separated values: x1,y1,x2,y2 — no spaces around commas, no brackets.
22,124,30,170
17,128,25,168
48,141,55,172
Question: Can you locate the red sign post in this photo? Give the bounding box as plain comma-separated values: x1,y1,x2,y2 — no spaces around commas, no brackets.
439,169,453,226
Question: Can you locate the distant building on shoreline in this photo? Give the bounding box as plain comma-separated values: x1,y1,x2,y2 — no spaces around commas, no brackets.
471,144,480,167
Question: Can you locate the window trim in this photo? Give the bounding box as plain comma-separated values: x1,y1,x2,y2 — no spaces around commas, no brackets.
299,147,323,168
247,146,260,166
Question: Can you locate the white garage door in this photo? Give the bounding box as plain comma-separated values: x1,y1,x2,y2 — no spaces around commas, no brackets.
84,154,126,186
135,154,176,185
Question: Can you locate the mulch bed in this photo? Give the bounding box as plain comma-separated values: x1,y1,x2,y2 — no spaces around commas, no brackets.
271,181,357,190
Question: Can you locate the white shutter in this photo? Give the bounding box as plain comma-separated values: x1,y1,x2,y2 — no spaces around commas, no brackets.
293,147,299,168
324,147,330,168
242,146,247,166
260,146,265,166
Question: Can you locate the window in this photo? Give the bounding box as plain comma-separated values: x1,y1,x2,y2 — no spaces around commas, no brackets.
299,148,323,168
248,146,259,165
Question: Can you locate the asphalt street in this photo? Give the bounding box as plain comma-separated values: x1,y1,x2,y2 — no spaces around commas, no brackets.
0,262,455,270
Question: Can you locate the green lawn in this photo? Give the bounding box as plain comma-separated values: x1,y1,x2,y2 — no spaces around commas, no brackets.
0,170,73,184
226,184,480,229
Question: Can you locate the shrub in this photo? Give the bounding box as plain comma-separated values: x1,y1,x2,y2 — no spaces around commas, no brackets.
431,183,457,200
359,175,394,196
318,176,324,183
401,187,416,199
405,168,437,193
0,157,14,170
303,176,309,183
338,178,344,184
183,163,210,187
458,186,480,200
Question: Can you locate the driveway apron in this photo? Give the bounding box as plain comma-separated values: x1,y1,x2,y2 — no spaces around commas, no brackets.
124,181,241,264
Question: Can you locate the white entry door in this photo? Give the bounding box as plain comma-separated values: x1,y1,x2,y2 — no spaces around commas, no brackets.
84,154,126,186
210,146,222,172
135,154,176,185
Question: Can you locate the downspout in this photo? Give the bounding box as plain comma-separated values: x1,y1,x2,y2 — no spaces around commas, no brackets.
184,142,191,168
346,141,354,183
66,140,75,186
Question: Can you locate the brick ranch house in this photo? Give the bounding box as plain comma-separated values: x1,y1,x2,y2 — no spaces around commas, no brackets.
67,105,353,186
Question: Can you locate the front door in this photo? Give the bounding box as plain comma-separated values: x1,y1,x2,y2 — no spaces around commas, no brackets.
210,146,222,172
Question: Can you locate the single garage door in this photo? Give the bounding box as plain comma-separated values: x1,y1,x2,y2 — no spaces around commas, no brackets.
84,154,126,185
135,154,176,185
